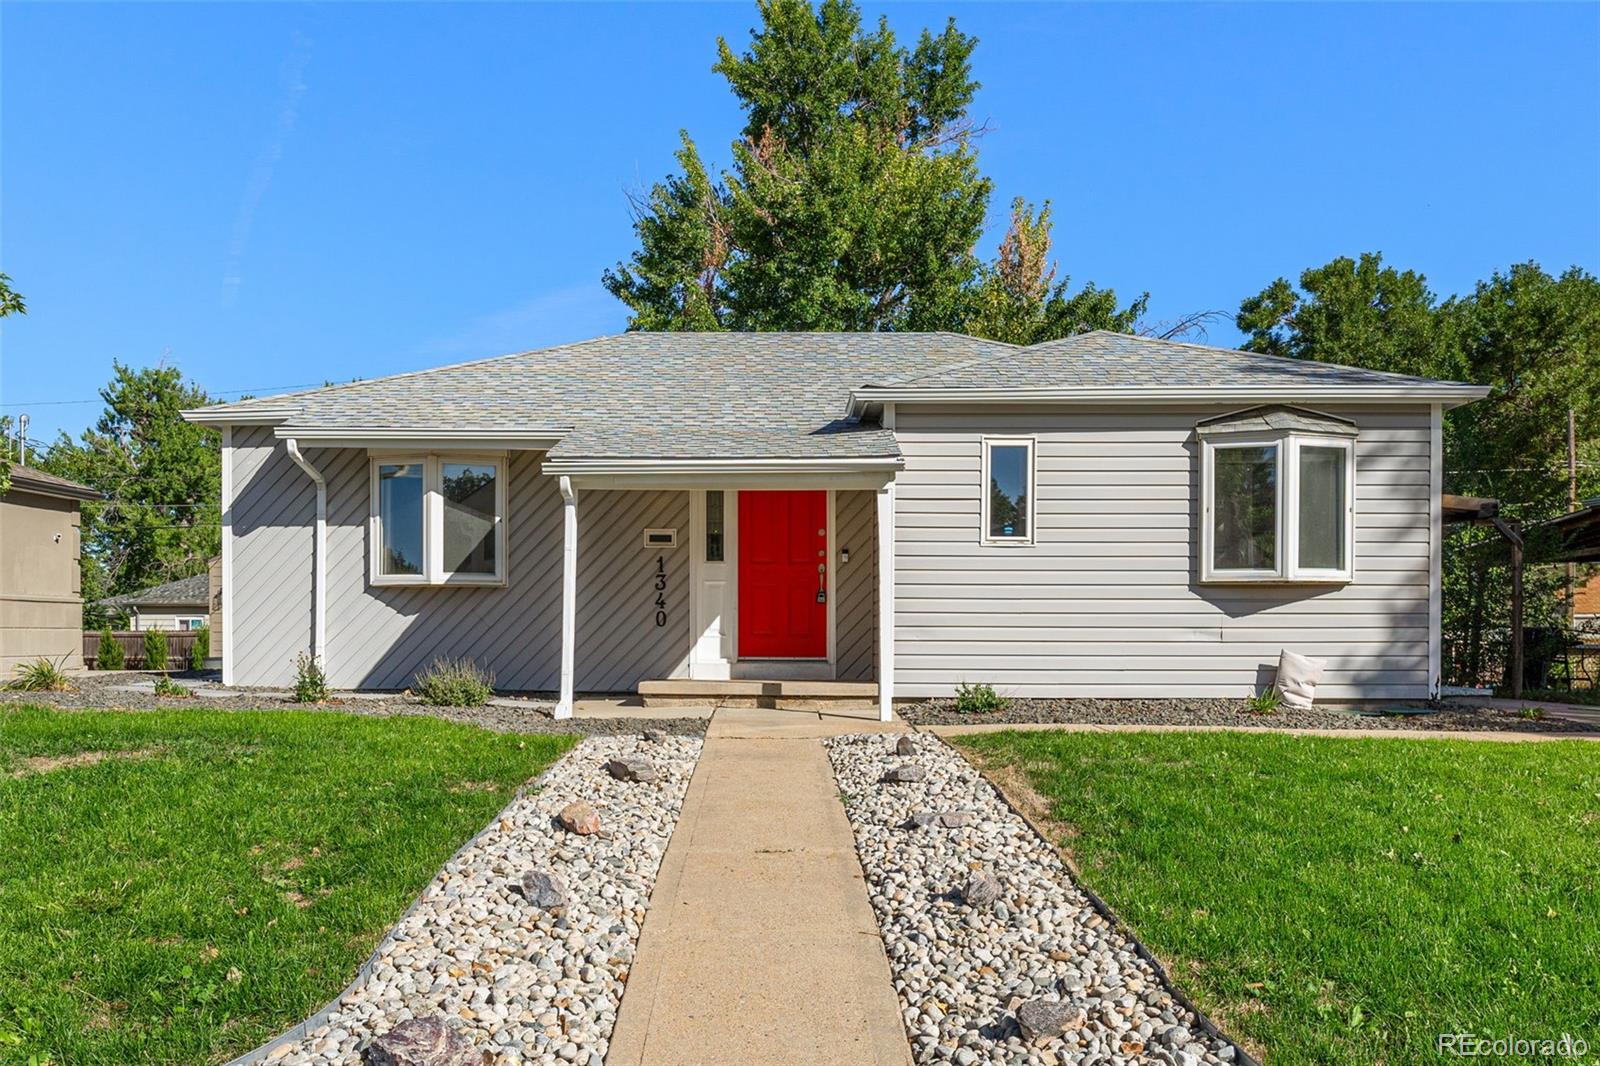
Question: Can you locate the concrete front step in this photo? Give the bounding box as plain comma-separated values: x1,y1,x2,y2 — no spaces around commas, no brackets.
638,678,878,710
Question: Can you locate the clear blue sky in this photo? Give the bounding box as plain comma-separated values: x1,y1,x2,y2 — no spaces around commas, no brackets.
3,2,1597,442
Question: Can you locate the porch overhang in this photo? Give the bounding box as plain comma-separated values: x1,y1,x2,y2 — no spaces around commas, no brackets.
541,456,902,491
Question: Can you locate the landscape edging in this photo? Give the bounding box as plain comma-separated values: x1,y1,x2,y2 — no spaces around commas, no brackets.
934,731,1264,1066
220,739,587,1066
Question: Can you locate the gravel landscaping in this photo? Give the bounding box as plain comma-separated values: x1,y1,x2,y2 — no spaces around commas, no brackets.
0,673,707,736
899,696,1596,735
826,733,1244,1066
244,732,701,1066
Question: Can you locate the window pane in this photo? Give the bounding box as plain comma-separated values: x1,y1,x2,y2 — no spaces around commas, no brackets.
988,444,1029,539
443,462,498,575
706,491,724,562
1213,446,1277,570
1298,446,1346,570
378,463,425,575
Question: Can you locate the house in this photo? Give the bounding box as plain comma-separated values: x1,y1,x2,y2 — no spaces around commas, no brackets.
97,572,212,632
182,331,1488,718
0,465,99,675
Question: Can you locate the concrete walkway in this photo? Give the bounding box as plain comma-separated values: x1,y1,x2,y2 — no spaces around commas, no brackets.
607,708,911,1066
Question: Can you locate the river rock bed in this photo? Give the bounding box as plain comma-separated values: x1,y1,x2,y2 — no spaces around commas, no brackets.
899,695,1594,735
826,733,1242,1066
257,733,701,1066
0,673,707,736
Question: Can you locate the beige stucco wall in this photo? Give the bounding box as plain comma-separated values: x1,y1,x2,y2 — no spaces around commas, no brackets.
0,488,85,674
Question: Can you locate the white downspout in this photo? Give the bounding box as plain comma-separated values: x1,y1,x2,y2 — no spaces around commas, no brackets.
283,438,327,669
557,476,578,719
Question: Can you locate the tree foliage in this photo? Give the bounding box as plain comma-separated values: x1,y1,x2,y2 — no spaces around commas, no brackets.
1237,254,1600,686
605,0,1145,338
0,274,25,493
39,364,221,623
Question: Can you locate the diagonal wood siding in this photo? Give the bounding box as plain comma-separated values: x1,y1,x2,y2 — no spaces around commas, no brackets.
834,489,877,681
228,428,690,691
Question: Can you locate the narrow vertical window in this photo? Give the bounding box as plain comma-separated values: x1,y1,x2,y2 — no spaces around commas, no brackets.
705,490,725,562
442,461,499,576
982,439,1034,543
377,462,424,576
1212,445,1278,572
1297,446,1347,571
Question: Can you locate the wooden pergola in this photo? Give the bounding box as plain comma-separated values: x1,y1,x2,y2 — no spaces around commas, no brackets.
1441,494,1526,697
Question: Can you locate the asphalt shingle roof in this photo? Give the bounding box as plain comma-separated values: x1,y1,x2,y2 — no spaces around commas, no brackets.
196,331,1474,461
866,331,1450,389
98,572,210,610
3,465,100,501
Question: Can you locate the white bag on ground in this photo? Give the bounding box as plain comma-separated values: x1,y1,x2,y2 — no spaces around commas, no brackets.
1274,649,1327,710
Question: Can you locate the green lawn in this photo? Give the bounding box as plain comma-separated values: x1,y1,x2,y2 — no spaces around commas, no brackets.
955,730,1600,1065
0,706,573,1065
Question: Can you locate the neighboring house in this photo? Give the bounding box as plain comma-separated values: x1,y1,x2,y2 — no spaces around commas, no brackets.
183,332,1488,717
1578,574,1599,631
0,465,99,675
97,572,212,632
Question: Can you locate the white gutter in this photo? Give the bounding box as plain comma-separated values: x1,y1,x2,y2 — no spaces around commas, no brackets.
283,438,327,668
847,383,1493,417
182,406,298,425
540,456,904,476
272,426,569,449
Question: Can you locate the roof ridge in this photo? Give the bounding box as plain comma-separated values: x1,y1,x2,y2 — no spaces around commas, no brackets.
1058,330,1447,385
199,334,626,416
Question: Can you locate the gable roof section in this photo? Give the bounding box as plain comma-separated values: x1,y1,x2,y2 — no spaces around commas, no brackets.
97,572,210,610
857,328,1478,393
188,331,1487,462
2,465,100,502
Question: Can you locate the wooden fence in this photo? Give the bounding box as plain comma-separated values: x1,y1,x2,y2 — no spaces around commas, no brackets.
83,630,204,671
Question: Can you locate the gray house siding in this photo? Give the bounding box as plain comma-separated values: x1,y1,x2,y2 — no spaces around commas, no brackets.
835,489,877,682
891,404,1433,700
229,427,689,690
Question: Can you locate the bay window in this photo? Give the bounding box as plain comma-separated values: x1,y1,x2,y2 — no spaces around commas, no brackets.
1198,408,1356,583
371,455,506,586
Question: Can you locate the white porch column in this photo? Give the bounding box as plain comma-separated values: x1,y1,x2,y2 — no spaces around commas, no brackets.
876,481,895,721
556,476,578,719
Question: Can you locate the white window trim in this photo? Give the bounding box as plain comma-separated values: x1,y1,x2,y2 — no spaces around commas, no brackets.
980,436,1036,546
369,452,508,587
1199,432,1356,584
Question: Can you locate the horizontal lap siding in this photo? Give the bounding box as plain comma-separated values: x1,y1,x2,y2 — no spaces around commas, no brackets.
892,405,1433,700
229,431,690,692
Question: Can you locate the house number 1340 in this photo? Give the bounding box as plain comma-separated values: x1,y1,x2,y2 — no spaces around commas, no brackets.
654,556,667,627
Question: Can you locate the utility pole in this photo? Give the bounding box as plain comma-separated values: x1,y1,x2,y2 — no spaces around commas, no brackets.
1569,408,1578,622
16,413,28,465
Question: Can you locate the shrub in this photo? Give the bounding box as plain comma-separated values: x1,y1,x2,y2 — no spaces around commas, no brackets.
10,656,71,692
414,657,495,707
293,653,329,704
142,629,169,672
153,675,190,698
1517,706,1545,721
1246,688,1283,715
96,628,125,671
189,626,210,671
954,681,1005,715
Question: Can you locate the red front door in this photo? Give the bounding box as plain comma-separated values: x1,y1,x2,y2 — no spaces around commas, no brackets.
738,490,827,659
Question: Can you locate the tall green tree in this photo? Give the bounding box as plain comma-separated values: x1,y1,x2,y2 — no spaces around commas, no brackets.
0,274,25,492
1235,252,1450,376
605,0,1146,337
964,199,1147,345
40,364,221,621
1236,254,1600,686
